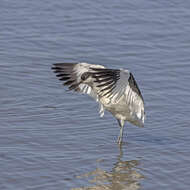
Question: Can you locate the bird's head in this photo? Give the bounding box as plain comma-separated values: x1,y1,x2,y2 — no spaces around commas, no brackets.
81,72,92,83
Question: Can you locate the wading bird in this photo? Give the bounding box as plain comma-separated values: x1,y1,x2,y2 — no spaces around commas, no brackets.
52,63,145,144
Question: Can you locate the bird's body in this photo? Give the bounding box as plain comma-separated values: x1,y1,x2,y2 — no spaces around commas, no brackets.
52,62,145,144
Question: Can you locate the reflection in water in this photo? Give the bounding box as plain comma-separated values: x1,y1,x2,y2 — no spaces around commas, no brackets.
72,147,144,190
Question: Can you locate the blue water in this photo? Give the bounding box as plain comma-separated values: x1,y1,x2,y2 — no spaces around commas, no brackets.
0,0,190,189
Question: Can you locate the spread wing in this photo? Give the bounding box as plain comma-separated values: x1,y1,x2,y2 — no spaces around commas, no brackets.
91,68,144,102
52,63,95,96
91,68,145,123
52,63,80,91
52,63,105,117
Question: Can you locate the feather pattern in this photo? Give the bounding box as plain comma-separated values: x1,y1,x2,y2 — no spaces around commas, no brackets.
52,62,106,116
52,62,145,130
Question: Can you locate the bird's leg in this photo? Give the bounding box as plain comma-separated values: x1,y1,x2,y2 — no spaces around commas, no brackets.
117,119,125,145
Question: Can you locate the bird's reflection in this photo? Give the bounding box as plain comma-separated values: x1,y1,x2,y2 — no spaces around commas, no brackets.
72,146,144,190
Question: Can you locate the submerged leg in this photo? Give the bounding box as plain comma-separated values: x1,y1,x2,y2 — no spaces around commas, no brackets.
117,119,125,145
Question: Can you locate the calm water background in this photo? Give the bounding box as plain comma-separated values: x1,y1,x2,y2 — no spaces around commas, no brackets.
1,0,190,189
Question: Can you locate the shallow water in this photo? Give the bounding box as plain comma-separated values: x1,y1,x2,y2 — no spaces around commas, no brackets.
1,0,190,189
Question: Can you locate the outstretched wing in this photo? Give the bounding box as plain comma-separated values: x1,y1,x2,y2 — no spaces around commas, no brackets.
52,63,94,95
91,68,144,102
52,63,80,91
52,63,106,117
91,68,145,123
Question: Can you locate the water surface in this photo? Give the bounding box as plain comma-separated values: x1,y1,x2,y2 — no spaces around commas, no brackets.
1,0,190,189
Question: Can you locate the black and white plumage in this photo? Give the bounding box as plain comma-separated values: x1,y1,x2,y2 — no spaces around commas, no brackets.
52,62,145,144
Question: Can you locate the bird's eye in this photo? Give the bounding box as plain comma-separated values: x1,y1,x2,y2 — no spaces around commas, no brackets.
81,72,90,80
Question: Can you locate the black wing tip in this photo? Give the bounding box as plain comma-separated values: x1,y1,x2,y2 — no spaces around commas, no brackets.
128,72,144,102
52,63,80,92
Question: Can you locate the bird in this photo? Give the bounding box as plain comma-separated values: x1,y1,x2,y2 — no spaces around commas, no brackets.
52,62,145,144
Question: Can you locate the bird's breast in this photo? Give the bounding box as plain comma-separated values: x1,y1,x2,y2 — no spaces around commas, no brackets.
99,94,144,127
